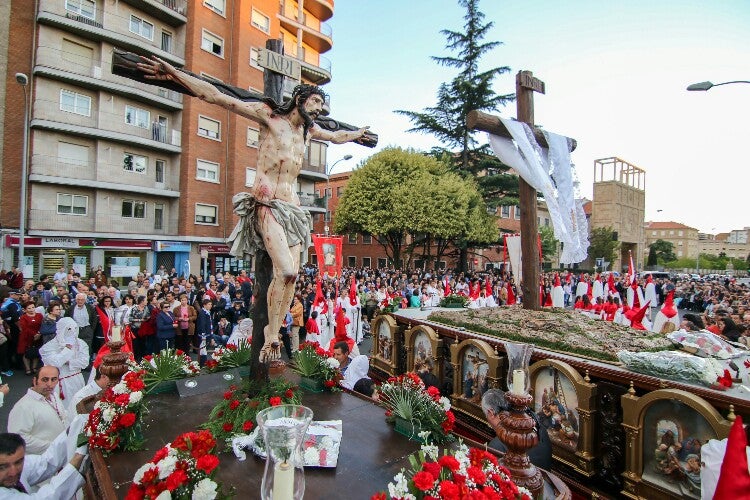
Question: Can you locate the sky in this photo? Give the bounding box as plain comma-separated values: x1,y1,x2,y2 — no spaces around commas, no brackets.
320,0,750,234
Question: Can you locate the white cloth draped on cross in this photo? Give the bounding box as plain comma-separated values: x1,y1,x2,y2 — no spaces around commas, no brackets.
487,118,589,264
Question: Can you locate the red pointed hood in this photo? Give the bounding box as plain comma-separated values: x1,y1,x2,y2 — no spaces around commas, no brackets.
661,290,677,318
714,415,750,498
485,279,492,296
349,278,358,305
554,273,561,288
506,282,515,305
646,274,653,284
629,301,650,330
565,273,571,284
595,273,601,282
607,272,617,293
314,278,324,305
335,305,349,340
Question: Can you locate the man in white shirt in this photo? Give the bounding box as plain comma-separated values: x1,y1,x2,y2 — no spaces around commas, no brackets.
7,366,69,455
0,430,87,498
70,368,109,412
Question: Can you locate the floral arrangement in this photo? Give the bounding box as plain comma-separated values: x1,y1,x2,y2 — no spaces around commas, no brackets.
372,441,532,500
201,378,301,447
85,369,147,453
137,348,201,392
378,372,455,444
205,339,252,372
291,341,341,391
124,429,230,500
439,293,469,308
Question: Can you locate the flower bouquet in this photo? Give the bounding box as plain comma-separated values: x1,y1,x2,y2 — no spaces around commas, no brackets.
378,373,455,444
124,429,230,500
84,369,147,453
372,441,532,499
291,341,341,392
439,293,469,308
205,339,252,373
138,348,201,393
200,378,301,448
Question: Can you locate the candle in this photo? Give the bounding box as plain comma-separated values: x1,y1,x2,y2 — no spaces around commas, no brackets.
272,461,294,500
111,325,121,342
512,369,525,395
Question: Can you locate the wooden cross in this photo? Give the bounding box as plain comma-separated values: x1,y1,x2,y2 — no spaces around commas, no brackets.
467,70,576,311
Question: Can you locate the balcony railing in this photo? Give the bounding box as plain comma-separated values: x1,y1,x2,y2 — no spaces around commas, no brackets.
297,192,326,208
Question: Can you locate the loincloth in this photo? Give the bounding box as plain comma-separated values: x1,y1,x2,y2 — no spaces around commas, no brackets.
227,192,312,259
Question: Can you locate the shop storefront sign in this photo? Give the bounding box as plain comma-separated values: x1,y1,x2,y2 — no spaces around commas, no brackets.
42,237,78,248
198,244,231,254
154,241,191,252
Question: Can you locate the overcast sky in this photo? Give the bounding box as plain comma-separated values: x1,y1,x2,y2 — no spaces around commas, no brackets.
321,0,750,234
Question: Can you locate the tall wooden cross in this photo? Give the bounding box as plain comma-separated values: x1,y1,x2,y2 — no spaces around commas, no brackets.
467,70,576,311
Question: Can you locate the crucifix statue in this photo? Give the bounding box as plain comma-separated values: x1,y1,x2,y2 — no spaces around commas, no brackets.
116,45,375,369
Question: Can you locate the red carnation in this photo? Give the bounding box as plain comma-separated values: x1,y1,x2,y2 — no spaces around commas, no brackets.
165,469,188,491
243,420,254,432
269,396,282,406
370,493,386,500
118,412,136,428
227,343,237,351
127,378,145,392
230,400,240,410
223,391,233,400
206,360,218,369
114,393,131,406
196,454,220,474
422,461,441,479
427,386,441,398
324,380,336,388
143,355,153,362
152,446,169,463
175,349,184,356
285,389,294,398
438,480,460,498
125,484,146,500
413,471,436,491
467,465,486,485
222,422,233,432
438,455,460,472
141,466,160,484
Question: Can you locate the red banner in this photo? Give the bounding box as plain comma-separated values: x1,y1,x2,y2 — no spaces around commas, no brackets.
312,234,343,278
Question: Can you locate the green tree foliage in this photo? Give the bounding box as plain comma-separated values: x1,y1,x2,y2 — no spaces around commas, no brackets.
588,227,620,266
539,225,558,263
333,148,497,267
647,239,676,266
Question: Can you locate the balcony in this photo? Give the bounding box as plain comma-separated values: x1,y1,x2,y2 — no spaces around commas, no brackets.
278,10,333,54
117,0,187,26
297,0,333,22
31,98,181,154
37,1,185,67
29,209,179,237
35,46,183,111
298,192,326,213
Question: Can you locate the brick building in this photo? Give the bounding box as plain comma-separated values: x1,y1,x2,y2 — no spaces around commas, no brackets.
645,221,699,260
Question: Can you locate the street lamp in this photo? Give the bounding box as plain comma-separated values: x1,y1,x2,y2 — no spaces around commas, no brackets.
686,80,750,91
15,73,29,272
324,154,352,235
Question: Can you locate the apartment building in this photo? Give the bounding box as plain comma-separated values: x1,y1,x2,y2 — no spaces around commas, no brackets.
645,221,699,259
1,0,334,280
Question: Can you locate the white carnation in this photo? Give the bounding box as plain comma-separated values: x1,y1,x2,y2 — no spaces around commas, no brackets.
112,383,128,395
133,463,152,484
191,478,218,500
102,408,115,422
129,391,143,404
157,455,178,479
439,396,451,412
304,447,319,465
326,357,340,369
155,491,172,500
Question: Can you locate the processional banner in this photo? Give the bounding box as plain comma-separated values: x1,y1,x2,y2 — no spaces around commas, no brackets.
312,235,343,278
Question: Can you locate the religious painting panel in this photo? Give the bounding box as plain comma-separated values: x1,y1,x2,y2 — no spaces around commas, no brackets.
449,338,503,422
404,325,444,392
620,389,733,500
371,314,400,377
529,359,597,477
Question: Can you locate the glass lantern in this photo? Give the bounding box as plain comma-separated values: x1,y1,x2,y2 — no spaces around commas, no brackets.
257,404,314,500
503,342,533,395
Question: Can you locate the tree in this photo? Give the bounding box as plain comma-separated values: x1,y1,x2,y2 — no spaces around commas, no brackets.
333,148,497,267
539,225,558,263
647,239,676,266
588,227,620,267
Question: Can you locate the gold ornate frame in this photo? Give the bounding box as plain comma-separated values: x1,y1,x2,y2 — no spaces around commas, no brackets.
371,314,400,377
404,324,444,385
449,338,504,422
620,388,733,499
529,359,598,476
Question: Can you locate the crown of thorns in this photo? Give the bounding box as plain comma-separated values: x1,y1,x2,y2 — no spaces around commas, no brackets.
292,84,327,101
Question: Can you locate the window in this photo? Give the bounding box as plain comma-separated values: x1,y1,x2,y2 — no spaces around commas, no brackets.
348,256,356,267
678,230,683,236
251,9,270,33
249,47,261,69
544,218,550,227
678,241,683,246
196,159,219,182
325,187,332,197
307,141,327,168
245,168,256,187
61,39,93,67
122,200,146,219
501,205,510,218
378,258,387,269
201,30,224,57
129,15,154,40
348,234,357,244
155,160,165,183
362,234,372,244
661,230,665,236
154,203,164,230
198,115,221,140
203,0,225,15
337,187,344,197
125,105,150,129
652,231,657,236
362,257,371,268
161,30,173,53
677,250,683,257
246,127,259,148
123,153,147,174
65,0,95,20
57,141,89,166
57,193,88,215
195,204,218,225
514,206,521,219
60,89,91,116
